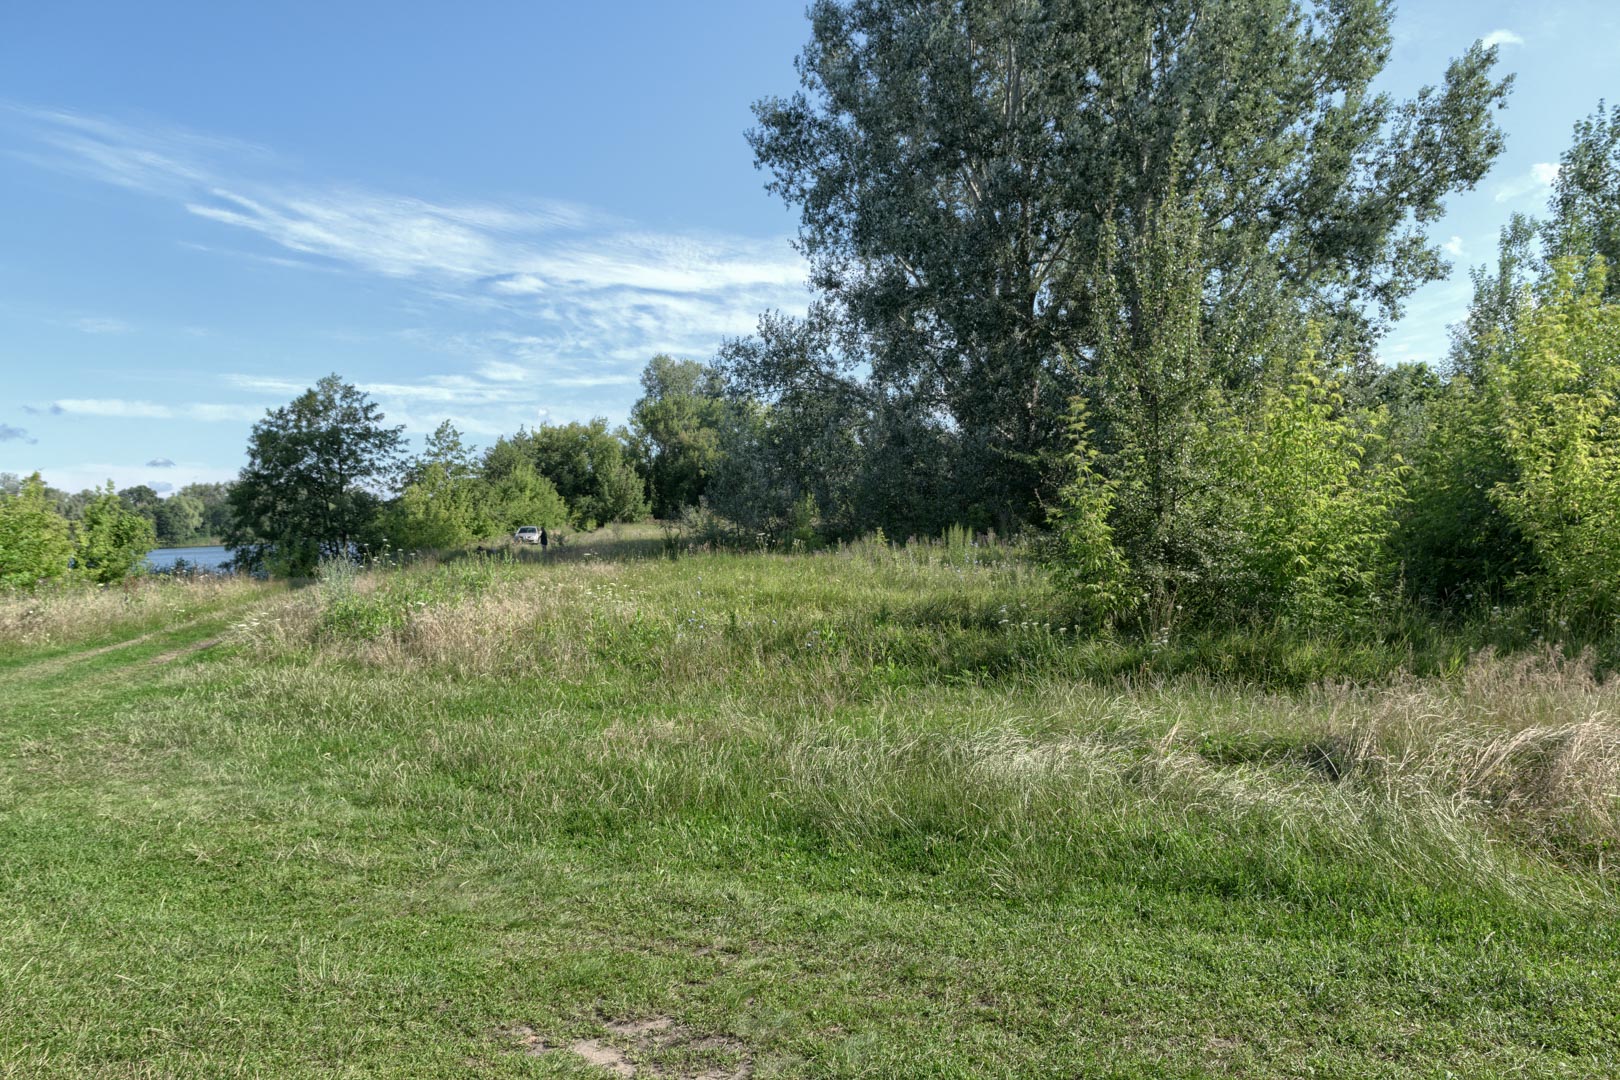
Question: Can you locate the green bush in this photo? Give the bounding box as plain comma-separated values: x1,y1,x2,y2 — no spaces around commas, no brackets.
1488,258,1620,624
0,473,73,589
74,483,157,585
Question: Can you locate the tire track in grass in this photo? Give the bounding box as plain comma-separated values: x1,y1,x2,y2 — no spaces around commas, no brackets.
2,595,270,693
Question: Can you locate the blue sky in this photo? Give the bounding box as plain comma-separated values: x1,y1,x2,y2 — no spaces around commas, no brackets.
1,1,1615,495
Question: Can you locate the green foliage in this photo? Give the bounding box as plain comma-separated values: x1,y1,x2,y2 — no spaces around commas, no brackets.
1087,199,1232,616
1067,289,1403,630
484,459,568,532
630,354,727,518
709,311,874,543
74,482,157,584
1546,101,1620,296
744,0,1511,527
225,374,406,576
1487,259,1620,623
0,473,73,589
387,422,498,550
111,483,217,546
1048,397,1127,628
151,493,205,545
485,419,647,529
117,484,162,520
1211,346,1405,625
1397,372,1529,604
388,461,489,551
176,482,234,540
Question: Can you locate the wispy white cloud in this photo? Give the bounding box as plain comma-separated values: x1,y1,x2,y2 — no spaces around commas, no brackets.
1494,162,1560,203
219,369,578,439
550,373,639,388
1480,29,1524,49
1,105,805,352
3,103,810,440
75,316,133,334
1442,235,1465,258
477,360,530,383
53,399,265,422
223,372,529,408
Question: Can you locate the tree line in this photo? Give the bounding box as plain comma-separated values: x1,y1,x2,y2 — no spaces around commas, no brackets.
694,1,1620,634
0,355,727,583
6,1,1617,636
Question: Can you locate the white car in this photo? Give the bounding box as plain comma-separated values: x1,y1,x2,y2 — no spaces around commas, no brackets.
513,525,542,544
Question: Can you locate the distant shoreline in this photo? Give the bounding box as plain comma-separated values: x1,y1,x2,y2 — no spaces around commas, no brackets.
151,539,224,550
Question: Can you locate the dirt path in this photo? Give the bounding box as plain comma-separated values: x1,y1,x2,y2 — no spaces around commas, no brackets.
3,597,267,688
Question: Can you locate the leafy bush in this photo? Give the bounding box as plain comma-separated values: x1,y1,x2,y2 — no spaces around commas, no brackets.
0,473,73,589
1209,346,1405,625
1487,258,1620,624
74,483,157,585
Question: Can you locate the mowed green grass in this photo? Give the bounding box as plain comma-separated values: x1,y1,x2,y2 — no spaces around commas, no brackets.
2,530,1617,1077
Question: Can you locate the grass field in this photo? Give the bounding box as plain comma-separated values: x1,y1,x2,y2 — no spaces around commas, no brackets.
2,526,1617,1077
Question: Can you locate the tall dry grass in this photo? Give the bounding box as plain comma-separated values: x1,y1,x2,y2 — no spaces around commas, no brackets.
0,573,277,652
222,547,1619,889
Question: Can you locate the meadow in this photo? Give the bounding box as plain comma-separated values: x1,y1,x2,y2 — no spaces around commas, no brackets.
1,526,1617,1077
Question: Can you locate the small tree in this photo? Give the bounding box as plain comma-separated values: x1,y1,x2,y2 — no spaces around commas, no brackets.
1211,344,1406,625
1049,397,1128,627
226,375,406,575
485,459,568,532
75,483,157,584
389,423,496,550
630,354,727,517
1487,258,1620,622
0,473,73,588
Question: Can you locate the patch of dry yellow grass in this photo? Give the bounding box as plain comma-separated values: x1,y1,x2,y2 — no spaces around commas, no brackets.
0,574,276,651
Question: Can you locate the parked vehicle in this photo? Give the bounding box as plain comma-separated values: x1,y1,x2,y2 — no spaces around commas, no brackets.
513,525,541,544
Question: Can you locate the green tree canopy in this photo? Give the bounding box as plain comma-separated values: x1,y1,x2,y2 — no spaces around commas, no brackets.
118,485,163,519
744,0,1511,527
226,375,406,575
0,473,73,589
176,482,234,540
1547,100,1620,296
388,422,500,550
485,419,646,529
75,483,157,584
630,354,727,518
485,459,569,532
148,495,205,545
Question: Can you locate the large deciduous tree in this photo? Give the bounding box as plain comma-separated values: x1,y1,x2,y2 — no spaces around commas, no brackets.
630,355,727,518
226,375,405,575
746,0,1512,527
1546,101,1620,296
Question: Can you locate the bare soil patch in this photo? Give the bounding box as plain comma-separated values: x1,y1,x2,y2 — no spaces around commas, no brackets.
508,1017,751,1079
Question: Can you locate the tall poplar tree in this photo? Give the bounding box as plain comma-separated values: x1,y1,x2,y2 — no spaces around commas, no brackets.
746,0,1512,526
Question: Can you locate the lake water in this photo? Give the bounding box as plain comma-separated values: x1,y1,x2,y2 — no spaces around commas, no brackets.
146,545,234,572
